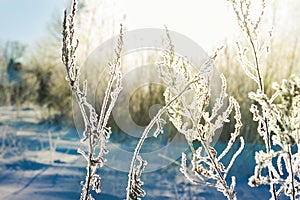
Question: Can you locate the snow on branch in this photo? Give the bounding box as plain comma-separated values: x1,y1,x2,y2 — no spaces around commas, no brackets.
158,30,244,200
229,0,300,199
61,1,123,199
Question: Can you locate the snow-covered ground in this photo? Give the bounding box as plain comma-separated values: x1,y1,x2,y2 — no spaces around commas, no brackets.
0,106,287,199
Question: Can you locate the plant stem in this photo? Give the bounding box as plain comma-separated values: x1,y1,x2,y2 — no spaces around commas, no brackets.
247,32,264,93
71,87,95,199
81,119,94,200
126,80,197,199
82,165,92,200
246,27,278,200
288,147,296,200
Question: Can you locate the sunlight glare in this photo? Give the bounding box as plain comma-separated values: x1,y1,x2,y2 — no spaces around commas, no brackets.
121,0,237,52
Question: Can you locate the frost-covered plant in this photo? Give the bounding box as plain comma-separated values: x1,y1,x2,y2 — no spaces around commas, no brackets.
125,49,200,200
125,70,206,199
248,76,300,199
124,32,242,200
61,1,123,199
0,126,23,159
157,31,244,200
229,0,300,199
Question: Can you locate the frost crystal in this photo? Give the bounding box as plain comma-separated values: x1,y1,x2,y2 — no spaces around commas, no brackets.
157,31,244,200
248,76,300,199
61,1,123,199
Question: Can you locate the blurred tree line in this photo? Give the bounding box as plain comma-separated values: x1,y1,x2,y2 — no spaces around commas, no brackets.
0,0,299,143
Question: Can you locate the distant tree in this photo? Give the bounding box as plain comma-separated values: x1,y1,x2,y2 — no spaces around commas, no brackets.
20,0,126,123
0,41,26,106
3,41,26,63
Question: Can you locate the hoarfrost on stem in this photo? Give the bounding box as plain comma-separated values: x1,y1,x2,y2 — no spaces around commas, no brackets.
157,30,244,200
229,0,300,199
61,1,124,199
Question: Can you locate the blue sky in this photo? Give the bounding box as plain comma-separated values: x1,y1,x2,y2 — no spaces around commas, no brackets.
0,0,69,45
0,0,297,51
0,0,236,50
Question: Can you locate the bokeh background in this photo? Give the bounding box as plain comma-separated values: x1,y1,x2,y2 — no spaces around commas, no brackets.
0,0,299,199
1,0,299,142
